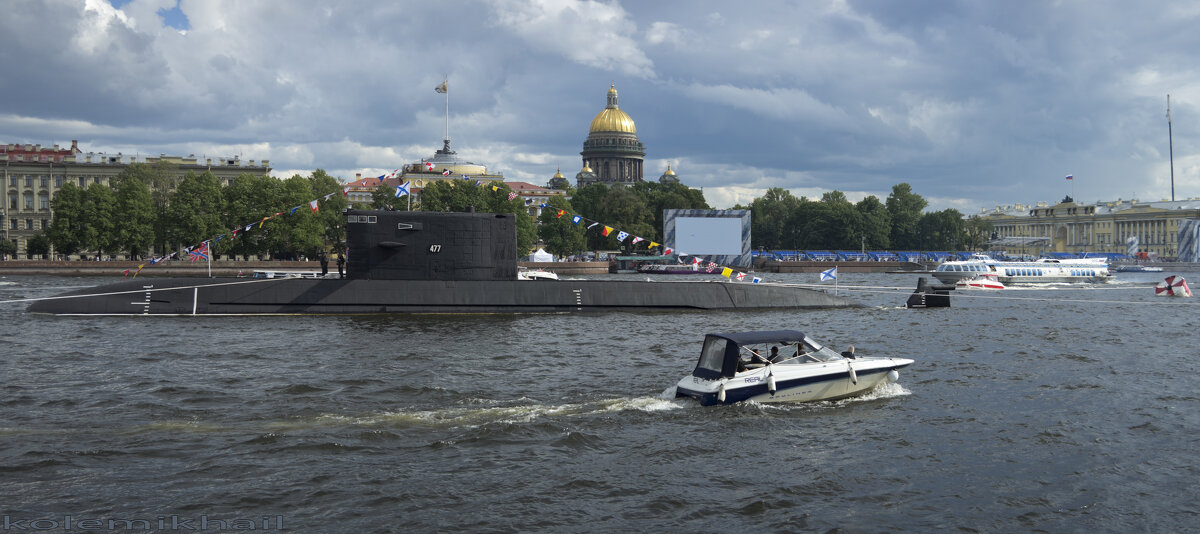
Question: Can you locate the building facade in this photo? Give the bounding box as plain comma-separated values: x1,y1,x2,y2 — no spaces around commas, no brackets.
2,141,270,256
981,197,1200,258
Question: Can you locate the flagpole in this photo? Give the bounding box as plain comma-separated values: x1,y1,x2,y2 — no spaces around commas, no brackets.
1168,94,1175,202
443,76,449,146
208,242,212,278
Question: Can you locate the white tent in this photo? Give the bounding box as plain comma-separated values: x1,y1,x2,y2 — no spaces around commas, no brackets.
528,248,554,262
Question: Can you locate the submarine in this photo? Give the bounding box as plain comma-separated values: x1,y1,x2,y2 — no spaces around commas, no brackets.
28,209,858,315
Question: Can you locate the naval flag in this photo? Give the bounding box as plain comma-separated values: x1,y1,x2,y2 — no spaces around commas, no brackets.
820,266,838,281
395,181,411,198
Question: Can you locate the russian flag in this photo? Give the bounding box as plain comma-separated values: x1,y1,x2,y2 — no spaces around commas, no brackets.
1066,174,1073,181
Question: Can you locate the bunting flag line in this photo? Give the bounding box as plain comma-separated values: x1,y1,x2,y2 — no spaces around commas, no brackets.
663,248,672,255
720,267,733,278
736,272,746,281
310,199,320,213
571,215,582,225
752,277,762,284
290,206,300,215
132,264,145,279
587,222,599,230
259,216,269,228
706,262,719,273
616,231,629,242
602,226,613,236
442,169,452,176
556,209,566,218
190,241,210,262
631,237,643,245
507,191,518,201
342,186,349,196
425,162,434,171
377,174,386,182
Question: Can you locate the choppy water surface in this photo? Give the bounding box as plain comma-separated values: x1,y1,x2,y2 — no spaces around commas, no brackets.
2,272,1199,532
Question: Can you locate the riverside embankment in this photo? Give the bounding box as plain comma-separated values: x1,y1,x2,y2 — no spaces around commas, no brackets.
0,260,610,277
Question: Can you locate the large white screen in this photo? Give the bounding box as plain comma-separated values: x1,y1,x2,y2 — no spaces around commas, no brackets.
674,217,743,255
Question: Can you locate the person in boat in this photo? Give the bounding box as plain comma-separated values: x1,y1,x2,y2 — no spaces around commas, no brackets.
737,349,770,372
319,252,329,277
768,346,782,363
337,252,345,278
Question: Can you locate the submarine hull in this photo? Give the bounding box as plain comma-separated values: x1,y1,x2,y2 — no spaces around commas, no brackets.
28,277,856,315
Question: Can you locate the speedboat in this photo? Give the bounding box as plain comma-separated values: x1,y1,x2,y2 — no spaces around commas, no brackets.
1113,264,1164,273
674,330,913,406
517,267,559,281
955,272,1005,290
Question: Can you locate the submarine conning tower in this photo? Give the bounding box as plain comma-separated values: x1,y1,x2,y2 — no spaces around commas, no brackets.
344,209,518,280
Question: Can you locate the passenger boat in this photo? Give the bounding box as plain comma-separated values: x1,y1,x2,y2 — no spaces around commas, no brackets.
252,270,330,279
674,330,913,406
932,254,1110,285
637,262,702,274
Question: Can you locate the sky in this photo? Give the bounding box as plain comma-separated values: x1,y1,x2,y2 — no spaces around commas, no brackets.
3,0,1200,214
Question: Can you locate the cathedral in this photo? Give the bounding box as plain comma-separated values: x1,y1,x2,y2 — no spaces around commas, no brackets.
566,84,679,189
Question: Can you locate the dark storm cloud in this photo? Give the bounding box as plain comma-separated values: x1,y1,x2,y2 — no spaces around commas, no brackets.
3,0,1200,211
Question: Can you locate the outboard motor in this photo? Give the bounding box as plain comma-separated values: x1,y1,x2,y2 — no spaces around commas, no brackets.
906,276,952,308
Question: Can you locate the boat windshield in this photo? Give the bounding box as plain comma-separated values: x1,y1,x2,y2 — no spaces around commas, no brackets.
745,339,845,365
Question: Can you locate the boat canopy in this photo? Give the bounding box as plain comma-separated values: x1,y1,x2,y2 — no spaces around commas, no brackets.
692,330,809,380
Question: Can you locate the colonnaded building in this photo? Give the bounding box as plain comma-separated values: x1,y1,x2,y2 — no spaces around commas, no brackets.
1,141,271,256
981,195,1200,258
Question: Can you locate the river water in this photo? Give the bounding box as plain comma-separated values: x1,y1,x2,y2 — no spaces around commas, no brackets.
2,271,1198,532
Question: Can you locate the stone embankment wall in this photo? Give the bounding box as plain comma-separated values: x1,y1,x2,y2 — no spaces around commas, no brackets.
0,260,610,277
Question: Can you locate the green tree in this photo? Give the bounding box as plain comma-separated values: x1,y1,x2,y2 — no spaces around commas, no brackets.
26,232,51,258
537,195,585,257
886,183,928,250
809,191,862,250
745,187,802,251
855,195,891,250
783,196,820,249
307,170,349,251
47,182,85,257
167,171,225,255
268,174,325,258
118,161,180,255
964,215,994,251
918,209,966,250
0,239,16,258
582,186,654,253
222,174,283,259
82,183,117,257
114,175,155,259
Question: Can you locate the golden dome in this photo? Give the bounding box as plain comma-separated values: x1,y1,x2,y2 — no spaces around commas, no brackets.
581,164,593,173
663,164,675,176
588,84,637,134
553,167,564,179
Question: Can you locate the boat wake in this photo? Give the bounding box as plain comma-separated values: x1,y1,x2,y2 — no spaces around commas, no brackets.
266,396,685,431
